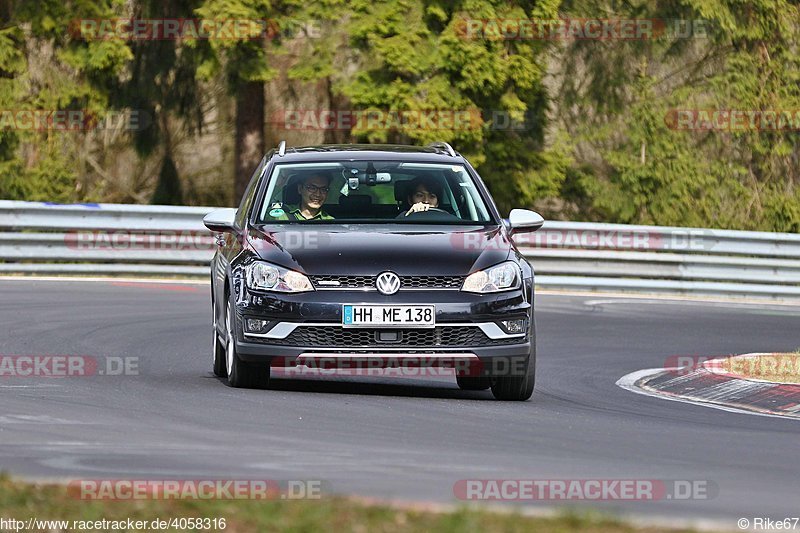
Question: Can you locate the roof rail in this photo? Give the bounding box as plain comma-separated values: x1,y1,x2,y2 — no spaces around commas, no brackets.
427,141,456,157
277,140,286,156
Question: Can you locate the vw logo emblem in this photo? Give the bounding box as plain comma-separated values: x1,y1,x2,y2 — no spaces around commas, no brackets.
375,271,401,295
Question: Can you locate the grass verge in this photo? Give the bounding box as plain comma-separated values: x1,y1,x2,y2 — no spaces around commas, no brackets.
0,475,701,533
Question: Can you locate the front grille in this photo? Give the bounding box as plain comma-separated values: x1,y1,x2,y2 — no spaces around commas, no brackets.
312,275,375,289
260,326,523,347
310,275,463,290
402,276,463,289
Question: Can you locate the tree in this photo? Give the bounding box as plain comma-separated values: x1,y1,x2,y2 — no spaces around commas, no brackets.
285,0,567,214
0,0,133,202
553,0,800,230
109,0,207,205
0,19,25,199
193,0,277,202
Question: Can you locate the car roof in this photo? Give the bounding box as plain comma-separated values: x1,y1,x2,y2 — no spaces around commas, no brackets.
268,144,465,164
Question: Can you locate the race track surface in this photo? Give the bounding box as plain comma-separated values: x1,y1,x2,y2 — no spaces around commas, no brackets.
1,279,798,524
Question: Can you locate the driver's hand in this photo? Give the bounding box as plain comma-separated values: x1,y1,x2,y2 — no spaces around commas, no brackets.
405,202,431,216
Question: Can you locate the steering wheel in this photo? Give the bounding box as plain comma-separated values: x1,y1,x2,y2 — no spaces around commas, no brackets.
402,207,461,220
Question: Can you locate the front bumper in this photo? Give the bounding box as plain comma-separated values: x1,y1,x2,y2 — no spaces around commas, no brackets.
231,281,534,373
235,339,533,378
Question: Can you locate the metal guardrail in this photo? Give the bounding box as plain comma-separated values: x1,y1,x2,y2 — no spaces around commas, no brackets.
1,200,799,300
0,201,213,276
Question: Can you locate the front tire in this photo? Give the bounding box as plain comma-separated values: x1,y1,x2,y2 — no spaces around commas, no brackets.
490,356,535,401
491,325,536,401
225,297,270,389
212,303,227,377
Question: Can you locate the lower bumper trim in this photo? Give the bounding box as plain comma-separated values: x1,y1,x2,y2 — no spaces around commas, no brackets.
296,352,479,360
243,321,525,341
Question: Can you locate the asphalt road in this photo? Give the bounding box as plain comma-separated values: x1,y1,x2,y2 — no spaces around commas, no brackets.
1,279,798,526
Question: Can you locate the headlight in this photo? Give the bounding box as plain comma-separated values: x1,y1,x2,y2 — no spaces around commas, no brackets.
462,262,521,293
246,261,314,293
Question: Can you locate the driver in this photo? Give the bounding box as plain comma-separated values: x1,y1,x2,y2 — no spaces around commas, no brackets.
403,177,443,216
274,174,334,221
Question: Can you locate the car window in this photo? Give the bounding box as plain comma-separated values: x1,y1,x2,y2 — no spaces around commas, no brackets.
254,161,493,224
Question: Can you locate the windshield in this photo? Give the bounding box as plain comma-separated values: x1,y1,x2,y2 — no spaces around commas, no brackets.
253,161,494,225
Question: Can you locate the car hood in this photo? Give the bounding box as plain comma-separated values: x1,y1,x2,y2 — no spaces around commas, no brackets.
246,225,512,276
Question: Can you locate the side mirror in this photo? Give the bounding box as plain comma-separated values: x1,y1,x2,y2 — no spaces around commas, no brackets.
203,208,238,233
508,209,544,235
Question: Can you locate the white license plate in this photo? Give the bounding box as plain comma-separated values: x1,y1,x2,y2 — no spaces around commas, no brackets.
342,305,435,328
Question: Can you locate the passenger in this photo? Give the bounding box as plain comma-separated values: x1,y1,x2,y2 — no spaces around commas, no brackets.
402,177,443,216
274,174,334,221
